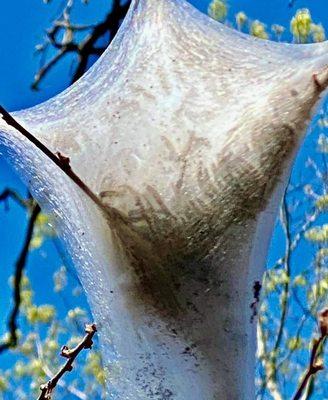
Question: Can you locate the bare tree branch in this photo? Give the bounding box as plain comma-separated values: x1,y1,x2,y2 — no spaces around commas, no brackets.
0,201,41,353
33,0,131,89
0,105,104,211
38,323,97,400
0,188,31,209
35,332,87,400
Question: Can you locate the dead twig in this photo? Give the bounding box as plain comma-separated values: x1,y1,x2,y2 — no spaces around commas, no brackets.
38,323,97,400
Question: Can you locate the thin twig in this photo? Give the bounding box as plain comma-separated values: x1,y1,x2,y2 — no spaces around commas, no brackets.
35,332,87,400
38,323,97,400
262,188,293,395
292,308,328,400
0,188,31,209
257,319,283,400
273,193,292,354
33,0,130,89
0,105,104,211
0,202,41,353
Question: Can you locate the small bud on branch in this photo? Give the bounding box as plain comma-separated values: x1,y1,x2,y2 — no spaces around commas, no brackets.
319,308,328,336
0,105,105,211
38,323,97,400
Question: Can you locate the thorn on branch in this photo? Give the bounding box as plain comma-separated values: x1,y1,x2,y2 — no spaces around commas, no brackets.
0,105,104,211
56,151,71,172
38,323,97,400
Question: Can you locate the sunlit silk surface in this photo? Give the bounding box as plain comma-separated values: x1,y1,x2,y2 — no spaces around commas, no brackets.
1,0,328,398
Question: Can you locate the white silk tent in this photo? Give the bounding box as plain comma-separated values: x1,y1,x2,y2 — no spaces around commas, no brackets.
1,0,328,398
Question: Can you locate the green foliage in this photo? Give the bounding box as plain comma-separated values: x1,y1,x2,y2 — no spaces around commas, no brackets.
290,8,312,43
0,377,8,393
250,20,268,40
25,305,55,324
305,225,328,243
208,0,228,22
311,23,326,43
30,213,55,250
316,195,328,211
209,2,325,47
235,11,247,30
85,353,106,386
287,337,303,351
289,9,325,43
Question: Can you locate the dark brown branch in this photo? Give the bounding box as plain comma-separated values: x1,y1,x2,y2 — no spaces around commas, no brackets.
33,0,130,88
0,188,31,209
250,280,262,323
71,0,130,83
0,105,104,211
0,202,41,353
38,323,97,400
292,308,328,400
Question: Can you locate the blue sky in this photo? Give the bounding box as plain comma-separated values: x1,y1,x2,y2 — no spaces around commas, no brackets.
0,0,328,398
